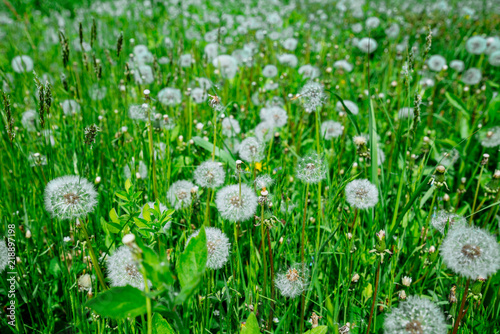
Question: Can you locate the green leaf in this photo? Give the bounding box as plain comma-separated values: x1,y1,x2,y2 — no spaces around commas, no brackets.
328,91,361,135
85,285,147,319
241,312,260,333
140,244,175,288
49,258,61,278
445,92,469,119
152,313,176,334
304,326,328,334
325,295,335,330
142,203,151,222
419,186,435,209
192,136,236,168
174,226,207,303
125,178,132,192
362,283,373,302
109,208,120,223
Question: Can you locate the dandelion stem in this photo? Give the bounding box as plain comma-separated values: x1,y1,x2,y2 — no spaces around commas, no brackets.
470,164,485,225
483,191,500,227
204,188,211,227
452,278,470,334
260,203,267,299
267,228,275,331
300,182,310,334
147,105,158,201
140,267,153,334
80,222,107,290
365,260,380,334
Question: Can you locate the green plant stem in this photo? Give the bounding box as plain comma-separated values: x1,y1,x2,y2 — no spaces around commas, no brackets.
147,108,158,200
204,188,211,226
452,278,470,334
267,228,275,331
470,164,485,225
260,204,267,298
80,222,107,291
140,267,153,334
365,260,380,334
300,182,310,334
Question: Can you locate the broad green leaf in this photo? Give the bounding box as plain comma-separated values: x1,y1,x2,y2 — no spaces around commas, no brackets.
142,203,151,222
49,257,61,278
241,312,260,333
362,283,373,302
325,296,335,330
140,244,175,288
109,208,120,223
175,227,207,303
304,326,328,334
152,313,176,334
125,178,132,192
85,285,147,319
419,186,435,209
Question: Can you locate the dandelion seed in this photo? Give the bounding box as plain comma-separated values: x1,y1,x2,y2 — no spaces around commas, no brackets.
450,60,465,72
357,37,378,54
262,65,278,78
44,176,98,220
260,106,288,128
186,227,230,269
254,121,274,142
254,174,274,189
107,246,146,290
212,55,238,79
461,68,482,85
194,161,226,189
466,36,487,55
275,263,310,298
345,179,379,210
277,54,298,67
158,87,182,106
384,295,447,334
489,51,500,67
215,184,257,222
239,137,265,163
298,64,321,79
333,60,353,72
480,127,500,148
296,153,327,184
440,225,500,279
167,180,194,210
427,55,446,72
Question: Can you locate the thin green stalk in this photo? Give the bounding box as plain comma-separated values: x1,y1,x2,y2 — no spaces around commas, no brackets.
80,221,107,291
452,278,470,334
365,260,381,334
469,163,485,225
260,203,267,298
140,267,153,334
300,182,310,334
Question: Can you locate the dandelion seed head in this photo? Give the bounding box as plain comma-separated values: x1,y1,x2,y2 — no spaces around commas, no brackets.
254,121,275,142
427,55,446,72
186,227,230,269
106,246,146,290
298,81,326,112
12,55,34,73
215,184,257,222
480,126,500,148
345,179,379,210
254,174,274,189
260,106,288,128
0,240,8,272
357,37,378,54
158,87,182,106
296,153,327,184
194,160,226,189
398,107,415,119
321,120,343,139
336,100,359,115
384,295,447,334
167,180,194,209
461,68,482,85
440,225,500,279
44,176,98,219
239,137,265,163
275,263,310,298
466,36,487,55
431,210,466,234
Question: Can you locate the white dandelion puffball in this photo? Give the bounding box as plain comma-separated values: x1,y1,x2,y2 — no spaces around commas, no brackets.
466,36,487,55
262,65,278,78
282,37,298,51
480,127,500,148
212,55,238,79
275,263,310,298
22,110,37,132
298,64,320,79
254,121,274,142
260,106,288,128
489,51,500,67
336,100,359,115
321,120,343,140
0,240,8,272
296,153,327,184
357,37,378,53
440,225,500,279
190,87,207,104
450,60,465,72
186,227,230,269
239,137,265,163
12,55,34,73
427,55,446,72
128,104,149,122
221,118,241,137
298,81,326,112
461,68,482,85
107,246,146,290
90,84,107,101
333,60,353,72
431,211,466,234
194,160,226,189
139,202,171,231
133,64,154,85
254,174,274,189
215,184,257,222
167,180,194,210
44,176,98,220
277,54,298,67
158,87,182,106
61,100,81,116
345,179,379,210
384,296,447,334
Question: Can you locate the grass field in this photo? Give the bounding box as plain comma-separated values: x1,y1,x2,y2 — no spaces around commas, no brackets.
1,0,500,333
